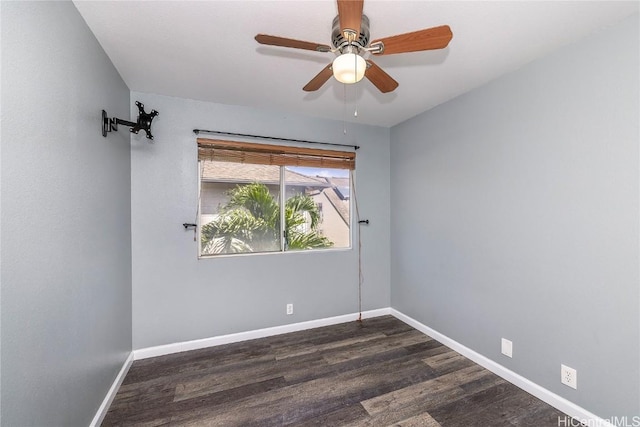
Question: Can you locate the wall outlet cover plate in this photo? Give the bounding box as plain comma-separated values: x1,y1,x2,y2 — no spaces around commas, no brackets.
501,338,513,358
561,364,577,389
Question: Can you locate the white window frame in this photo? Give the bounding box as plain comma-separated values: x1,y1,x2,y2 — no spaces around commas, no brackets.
197,161,353,259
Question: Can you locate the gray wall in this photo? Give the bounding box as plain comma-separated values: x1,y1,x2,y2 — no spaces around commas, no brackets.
130,92,390,349
1,2,132,426
390,14,639,419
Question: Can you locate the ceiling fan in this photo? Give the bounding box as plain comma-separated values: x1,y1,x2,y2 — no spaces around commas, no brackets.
255,0,452,93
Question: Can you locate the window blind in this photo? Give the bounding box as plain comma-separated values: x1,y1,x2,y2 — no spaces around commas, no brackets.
197,138,356,170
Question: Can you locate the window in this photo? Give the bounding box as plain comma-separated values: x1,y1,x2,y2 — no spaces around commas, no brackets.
197,138,355,257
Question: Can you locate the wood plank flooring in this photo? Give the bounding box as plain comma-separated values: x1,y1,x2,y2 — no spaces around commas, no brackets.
103,316,573,426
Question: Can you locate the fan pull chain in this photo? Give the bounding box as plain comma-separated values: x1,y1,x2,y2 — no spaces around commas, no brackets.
354,86,358,117
354,53,359,118
354,85,359,118
343,84,348,134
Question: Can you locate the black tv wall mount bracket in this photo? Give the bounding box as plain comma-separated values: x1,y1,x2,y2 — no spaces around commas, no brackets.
102,101,158,140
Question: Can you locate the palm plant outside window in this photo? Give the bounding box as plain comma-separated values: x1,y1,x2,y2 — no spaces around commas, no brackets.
197,139,354,256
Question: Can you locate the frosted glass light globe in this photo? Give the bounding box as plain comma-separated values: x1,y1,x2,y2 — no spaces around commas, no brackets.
332,53,366,84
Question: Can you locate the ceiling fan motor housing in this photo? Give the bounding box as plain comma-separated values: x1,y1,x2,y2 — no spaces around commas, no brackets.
331,14,370,53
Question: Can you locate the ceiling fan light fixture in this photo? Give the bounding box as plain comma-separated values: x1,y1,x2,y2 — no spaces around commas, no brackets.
255,2,453,93
332,52,366,84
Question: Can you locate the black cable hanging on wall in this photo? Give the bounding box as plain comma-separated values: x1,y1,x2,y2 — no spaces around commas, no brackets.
351,171,369,324
193,129,360,150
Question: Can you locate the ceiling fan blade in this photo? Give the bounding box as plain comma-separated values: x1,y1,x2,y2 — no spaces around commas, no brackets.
303,64,334,92
365,60,399,93
370,25,453,55
337,0,363,38
255,34,331,52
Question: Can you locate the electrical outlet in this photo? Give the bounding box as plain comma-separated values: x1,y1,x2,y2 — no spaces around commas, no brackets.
286,303,293,315
501,338,513,358
561,364,577,389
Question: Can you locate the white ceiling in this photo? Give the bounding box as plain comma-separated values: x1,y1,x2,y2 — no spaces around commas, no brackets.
73,1,638,127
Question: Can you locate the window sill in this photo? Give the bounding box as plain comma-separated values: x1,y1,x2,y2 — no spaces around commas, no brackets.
198,246,353,260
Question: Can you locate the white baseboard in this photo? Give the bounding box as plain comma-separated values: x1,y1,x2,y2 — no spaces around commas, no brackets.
90,351,134,427
390,309,613,427
133,308,391,360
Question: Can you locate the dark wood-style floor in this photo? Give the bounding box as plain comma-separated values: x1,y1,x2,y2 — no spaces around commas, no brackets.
103,316,573,426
